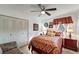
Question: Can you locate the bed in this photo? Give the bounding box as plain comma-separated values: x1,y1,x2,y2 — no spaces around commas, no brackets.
28,35,62,54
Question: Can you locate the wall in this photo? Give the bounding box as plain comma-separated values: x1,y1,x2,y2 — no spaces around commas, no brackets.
56,12,77,37
28,19,42,41
28,16,54,41
0,15,29,47
76,14,79,49
35,11,79,49
42,12,79,48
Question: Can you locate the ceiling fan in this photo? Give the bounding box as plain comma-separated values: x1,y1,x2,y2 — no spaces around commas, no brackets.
31,4,57,16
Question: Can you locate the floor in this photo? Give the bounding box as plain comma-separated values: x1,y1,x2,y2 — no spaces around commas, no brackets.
62,48,79,54
19,45,79,54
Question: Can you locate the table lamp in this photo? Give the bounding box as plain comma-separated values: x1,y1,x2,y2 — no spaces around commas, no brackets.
67,28,73,39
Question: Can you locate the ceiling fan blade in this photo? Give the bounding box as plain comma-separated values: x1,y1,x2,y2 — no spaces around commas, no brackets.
45,12,51,16
45,8,56,11
42,5,45,11
31,11,41,12
38,4,43,10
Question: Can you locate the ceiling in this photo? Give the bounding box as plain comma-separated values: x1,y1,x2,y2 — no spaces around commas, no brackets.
0,4,79,20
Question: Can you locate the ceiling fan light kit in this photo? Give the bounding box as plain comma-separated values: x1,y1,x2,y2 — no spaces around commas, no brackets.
41,11,45,14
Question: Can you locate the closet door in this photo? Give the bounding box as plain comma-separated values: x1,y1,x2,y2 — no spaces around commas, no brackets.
0,17,3,43
0,16,3,32
16,19,28,46
0,16,10,44
9,18,28,46
9,18,17,41
0,15,28,47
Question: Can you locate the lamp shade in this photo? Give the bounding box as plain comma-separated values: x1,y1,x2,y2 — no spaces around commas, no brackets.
67,28,73,33
67,24,74,33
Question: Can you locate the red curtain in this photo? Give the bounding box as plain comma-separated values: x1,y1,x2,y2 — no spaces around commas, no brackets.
53,16,73,25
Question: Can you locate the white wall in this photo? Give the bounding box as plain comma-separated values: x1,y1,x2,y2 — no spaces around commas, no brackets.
28,16,54,41
0,15,28,47
28,19,42,41
54,12,78,39
41,11,79,48
52,12,79,49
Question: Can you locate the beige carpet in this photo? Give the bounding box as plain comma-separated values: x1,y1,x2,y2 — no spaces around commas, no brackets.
62,48,79,54
19,45,79,54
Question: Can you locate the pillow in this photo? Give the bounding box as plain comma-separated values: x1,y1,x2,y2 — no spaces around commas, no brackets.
47,31,55,37
0,47,2,54
55,32,61,36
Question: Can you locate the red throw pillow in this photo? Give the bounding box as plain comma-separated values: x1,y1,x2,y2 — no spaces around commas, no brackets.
55,32,61,36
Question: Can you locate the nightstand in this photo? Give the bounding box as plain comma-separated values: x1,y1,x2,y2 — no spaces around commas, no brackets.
63,38,78,51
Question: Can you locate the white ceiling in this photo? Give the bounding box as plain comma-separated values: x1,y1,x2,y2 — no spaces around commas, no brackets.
0,4,79,20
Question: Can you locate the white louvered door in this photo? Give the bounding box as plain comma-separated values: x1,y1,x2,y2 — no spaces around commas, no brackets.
0,15,28,47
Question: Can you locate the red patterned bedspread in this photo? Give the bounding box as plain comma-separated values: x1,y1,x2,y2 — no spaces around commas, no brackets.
28,35,62,54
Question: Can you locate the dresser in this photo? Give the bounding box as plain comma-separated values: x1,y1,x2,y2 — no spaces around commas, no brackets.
63,38,78,51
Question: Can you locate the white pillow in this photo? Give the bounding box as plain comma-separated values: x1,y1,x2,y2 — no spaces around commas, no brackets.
0,47,2,54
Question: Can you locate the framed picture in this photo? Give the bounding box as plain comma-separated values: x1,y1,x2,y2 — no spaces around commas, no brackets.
49,25,53,28
49,22,53,28
44,22,48,27
33,23,39,31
